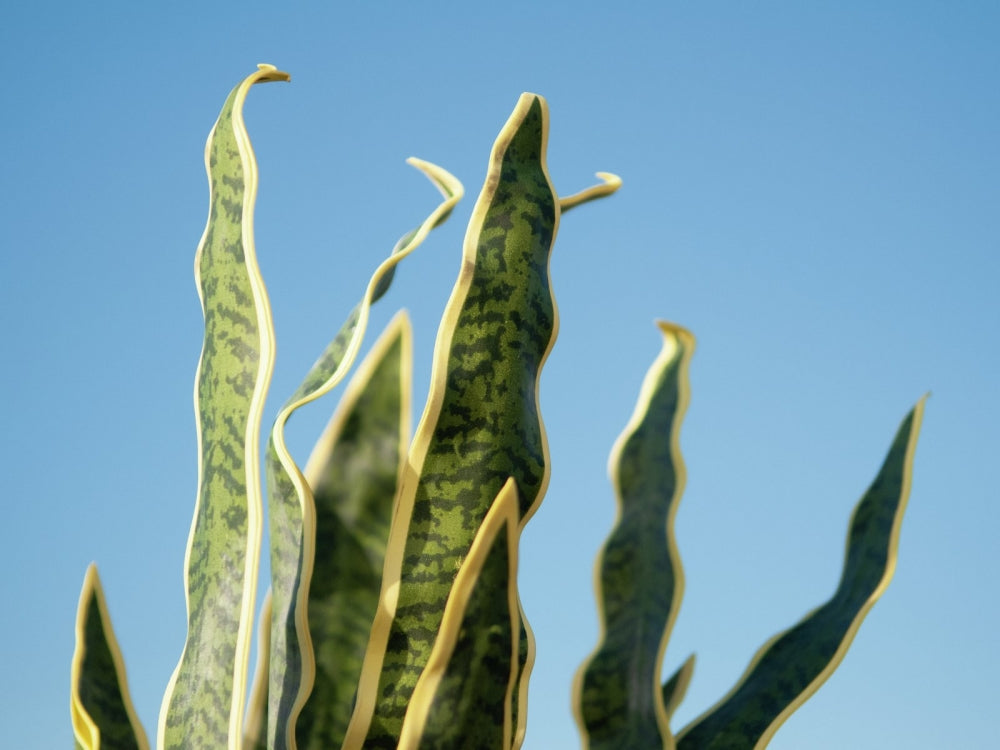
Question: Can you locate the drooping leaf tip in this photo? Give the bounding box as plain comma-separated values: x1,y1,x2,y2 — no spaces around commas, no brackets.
254,63,291,83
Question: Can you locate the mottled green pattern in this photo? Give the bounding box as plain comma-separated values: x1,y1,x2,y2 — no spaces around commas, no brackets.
72,568,146,750
577,324,692,750
296,317,408,750
160,67,286,749
264,434,310,750
676,401,925,750
359,95,558,748
265,161,461,749
409,500,518,748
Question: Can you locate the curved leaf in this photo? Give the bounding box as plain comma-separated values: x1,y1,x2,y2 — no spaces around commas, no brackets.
559,172,622,213
70,564,149,750
157,63,288,750
343,92,618,749
264,160,462,750
574,321,694,750
343,93,565,749
397,479,521,750
675,397,927,750
294,312,412,749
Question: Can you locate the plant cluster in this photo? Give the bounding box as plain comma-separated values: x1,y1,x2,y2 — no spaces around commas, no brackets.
70,64,923,750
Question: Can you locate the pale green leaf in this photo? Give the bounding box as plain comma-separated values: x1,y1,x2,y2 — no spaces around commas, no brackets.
158,63,288,750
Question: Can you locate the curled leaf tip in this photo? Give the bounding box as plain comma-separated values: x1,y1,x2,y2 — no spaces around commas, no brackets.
254,63,291,83
560,171,622,213
595,172,623,190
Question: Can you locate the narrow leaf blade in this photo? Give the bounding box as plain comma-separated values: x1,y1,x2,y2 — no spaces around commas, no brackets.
397,479,521,750
343,93,562,749
661,655,696,722
574,322,694,750
264,161,462,750
157,64,288,750
243,591,272,750
71,565,150,750
676,398,927,750
294,312,412,750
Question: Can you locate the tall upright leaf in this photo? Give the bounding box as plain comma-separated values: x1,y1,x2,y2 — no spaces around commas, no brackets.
396,479,522,750
71,565,150,750
675,398,926,750
264,160,461,750
342,92,620,750
574,322,694,750
157,63,288,750
295,312,413,749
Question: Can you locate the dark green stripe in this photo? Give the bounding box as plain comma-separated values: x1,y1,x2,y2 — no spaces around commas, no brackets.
363,95,558,748
676,402,924,749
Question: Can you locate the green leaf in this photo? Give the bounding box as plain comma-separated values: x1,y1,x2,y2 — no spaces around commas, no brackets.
295,312,413,750
243,591,272,750
574,322,694,750
661,655,696,722
157,63,288,750
71,565,150,750
263,160,462,750
342,93,551,750
675,397,927,750
343,93,620,750
397,479,522,750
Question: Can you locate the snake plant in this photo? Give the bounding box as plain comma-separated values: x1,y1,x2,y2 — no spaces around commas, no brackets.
70,64,924,750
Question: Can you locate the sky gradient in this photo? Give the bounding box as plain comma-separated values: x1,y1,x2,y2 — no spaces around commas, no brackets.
2,3,998,748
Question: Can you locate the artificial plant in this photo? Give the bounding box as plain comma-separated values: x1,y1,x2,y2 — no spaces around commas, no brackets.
70,64,923,750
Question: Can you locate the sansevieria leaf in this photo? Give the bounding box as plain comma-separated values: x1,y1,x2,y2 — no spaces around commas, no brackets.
675,397,927,750
661,655,696,722
243,591,272,750
343,92,619,750
295,311,413,750
157,63,288,750
396,479,522,750
574,321,694,750
264,160,462,750
71,565,150,750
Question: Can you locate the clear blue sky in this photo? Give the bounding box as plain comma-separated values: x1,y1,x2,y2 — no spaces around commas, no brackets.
2,2,997,748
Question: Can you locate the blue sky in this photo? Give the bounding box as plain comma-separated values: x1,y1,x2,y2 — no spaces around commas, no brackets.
2,2,997,748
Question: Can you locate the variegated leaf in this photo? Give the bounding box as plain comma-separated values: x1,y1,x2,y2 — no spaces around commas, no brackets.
294,312,412,750
342,92,620,750
397,479,521,750
574,322,694,750
675,398,927,750
347,93,552,750
71,565,150,750
264,160,462,750
158,63,288,750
